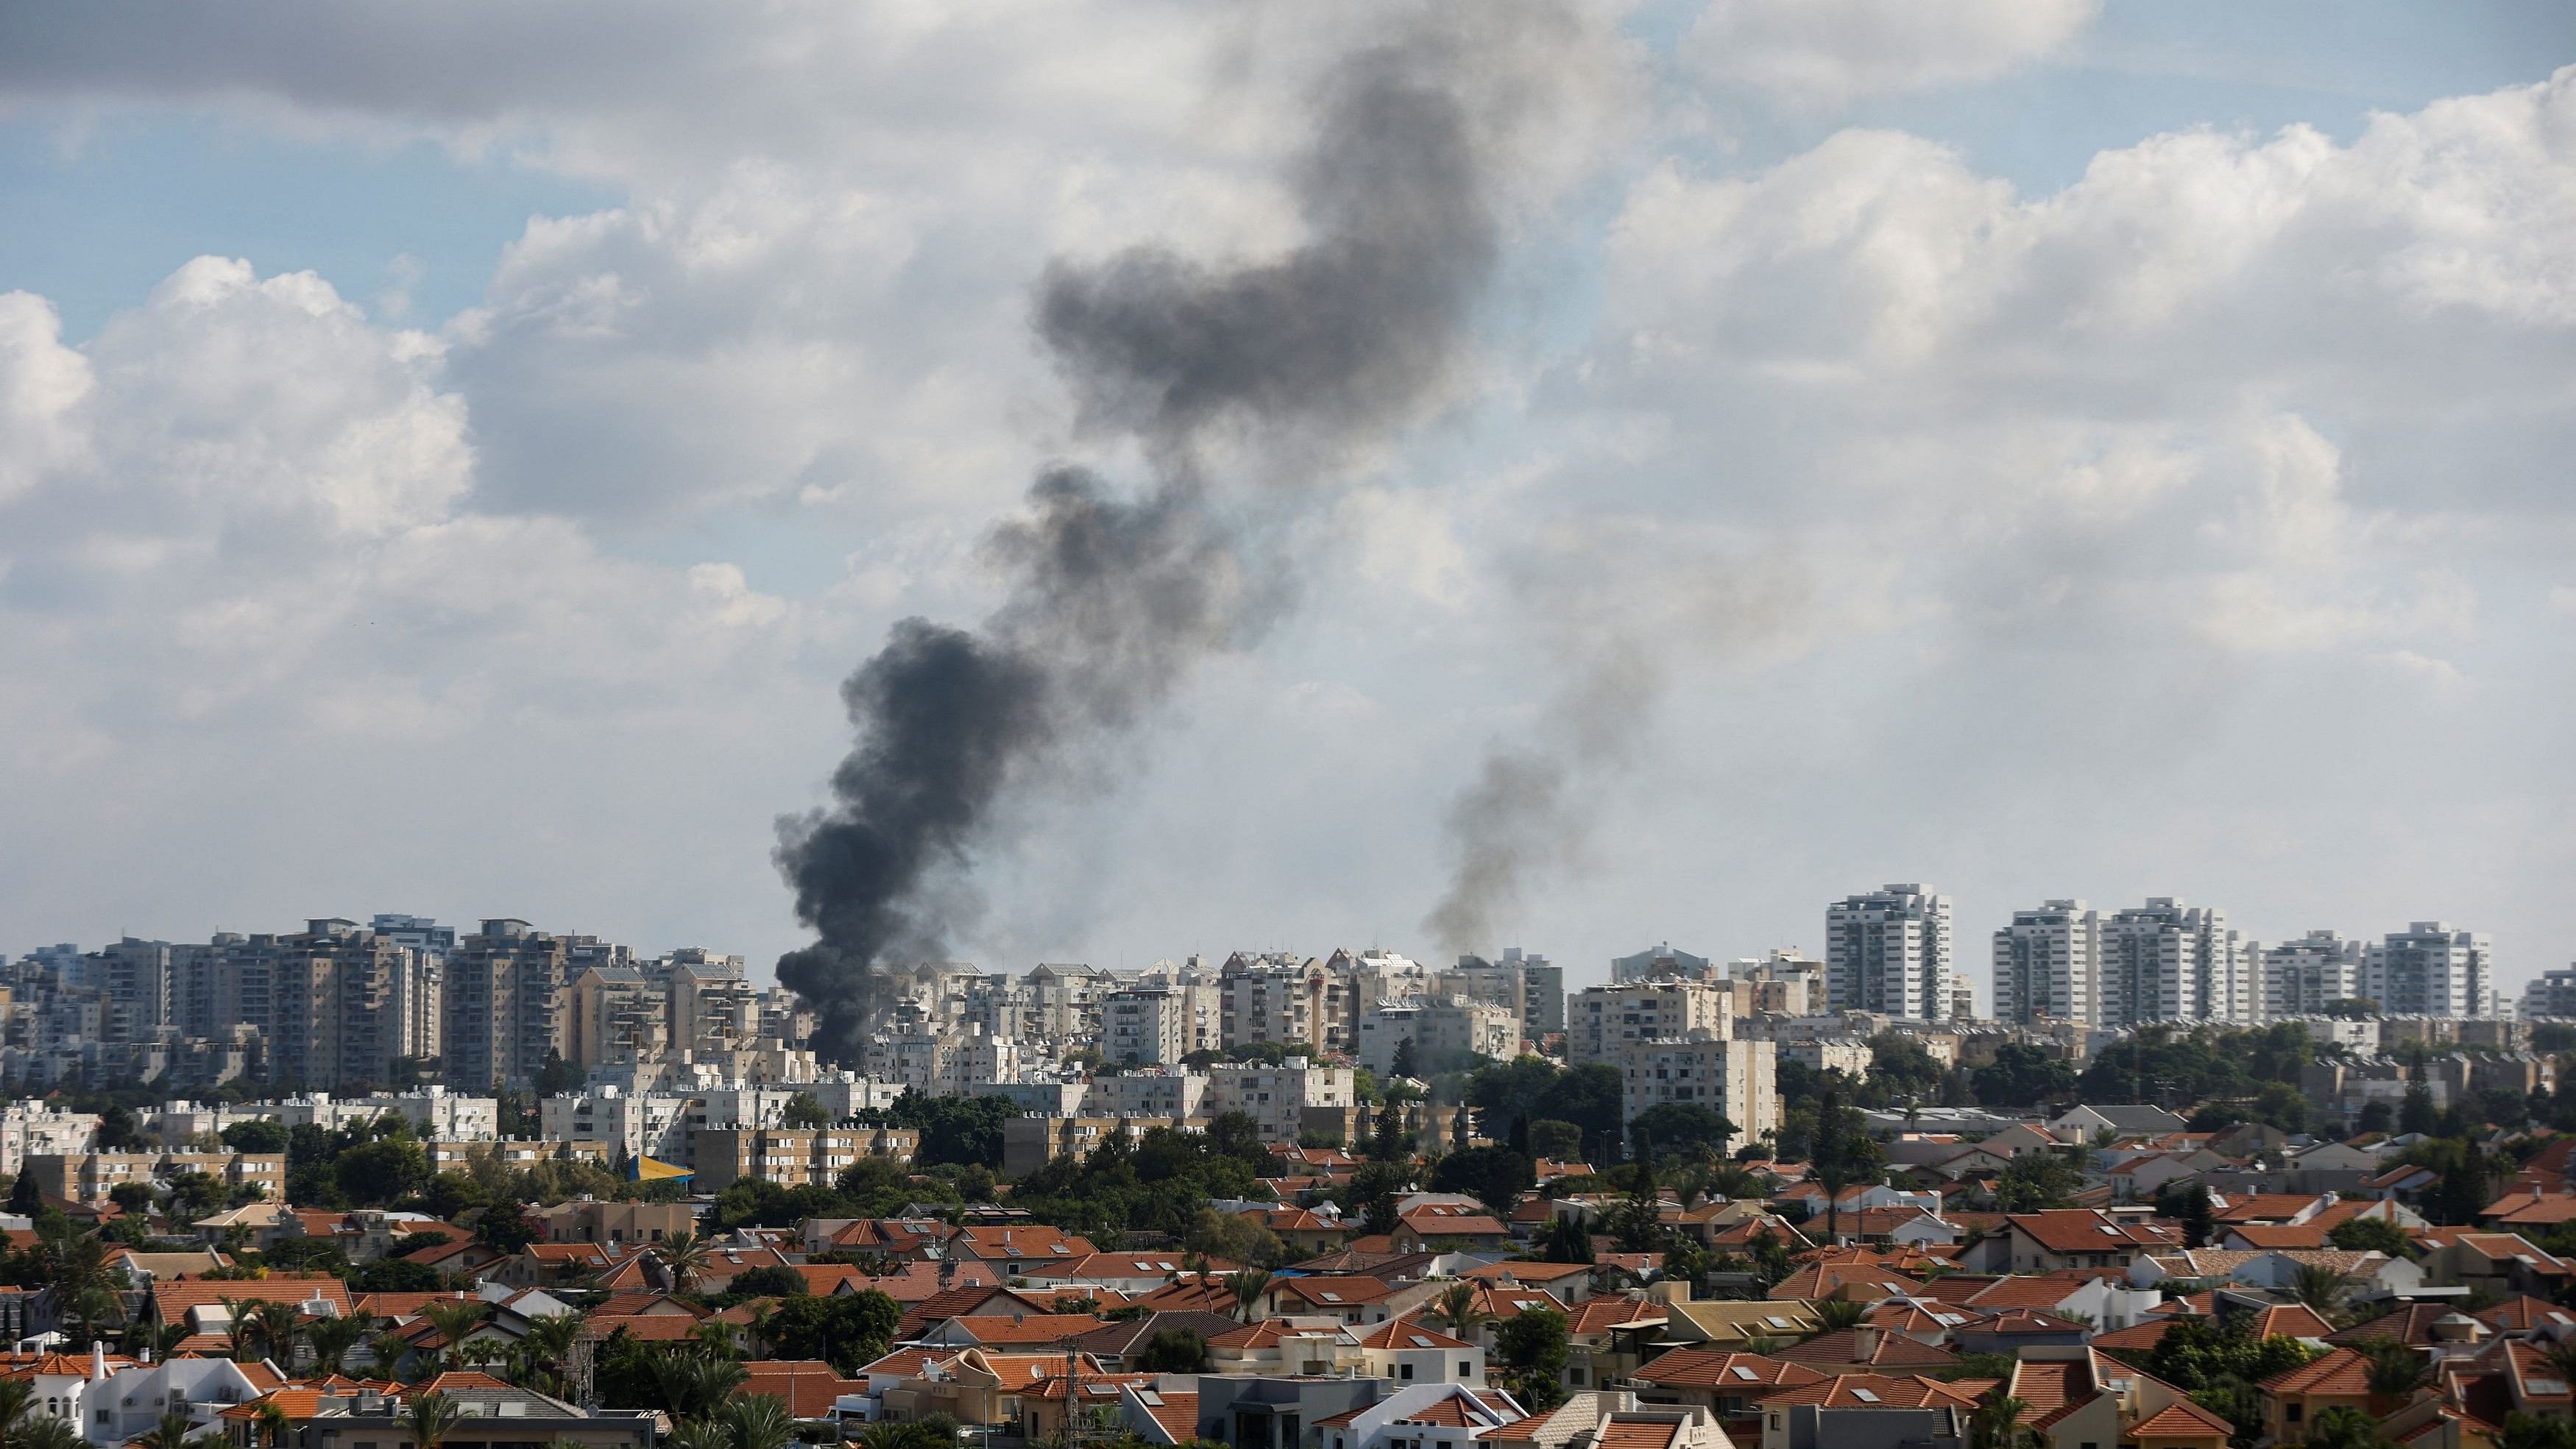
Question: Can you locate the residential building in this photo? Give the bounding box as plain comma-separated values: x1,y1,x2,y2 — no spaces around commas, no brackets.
24,1149,286,1207
2524,966,2576,1020
1206,1059,1356,1144
691,1125,865,1193
2264,932,2366,1018
1105,988,1188,1066
1993,901,2100,1027
1354,997,1522,1076
1730,951,1825,1017
1568,981,1734,1067
1082,1071,1209,1123
1825,885,1957,1021
1622,1036,1779,1145
2099,899,2255,1027
1613,943,1714,985
2366,924,2499,1018
570,966,668,1069
443,918,570,1090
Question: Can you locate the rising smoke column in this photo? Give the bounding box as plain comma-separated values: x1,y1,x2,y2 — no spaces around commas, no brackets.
776,21,1522,1065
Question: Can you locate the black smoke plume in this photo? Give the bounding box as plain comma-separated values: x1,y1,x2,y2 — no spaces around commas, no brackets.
777,25,1514,1064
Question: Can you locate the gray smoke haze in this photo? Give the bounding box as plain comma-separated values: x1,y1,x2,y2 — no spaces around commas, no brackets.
1424,545,1830,957
776,19,1526,1063
1424,646,1659,956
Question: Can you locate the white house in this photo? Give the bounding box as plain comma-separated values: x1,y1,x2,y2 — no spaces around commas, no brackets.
85,1353,277,1445
1315,1384,1526,1449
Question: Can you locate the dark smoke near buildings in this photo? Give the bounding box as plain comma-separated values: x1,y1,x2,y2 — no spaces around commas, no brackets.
775,26,1512,1065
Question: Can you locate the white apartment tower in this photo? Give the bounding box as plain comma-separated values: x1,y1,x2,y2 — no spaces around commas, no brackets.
1992,900,2101,1027
2262,931,2366,1018
2098,898,2255,1028
1825,885,1956,1021
2524,966,2576,1020
1104,988,1187,1066
2364,923,2497,1018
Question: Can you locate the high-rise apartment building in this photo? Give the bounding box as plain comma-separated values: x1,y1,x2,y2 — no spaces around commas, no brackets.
1437,949,1560,1045
1825,885,1957,1020
2524,966,2576,1020
1566,980,1734,1066
1103,987,1187,1066
1993,901,2101,1026
2262,931,2365,1018
444,918,570,1090
1621,1036,1779,1147
2098,898,2254,1027
570,966,668,1069
1730,950,1826,1016
2364,923,2497,1018
1611,943,1714,985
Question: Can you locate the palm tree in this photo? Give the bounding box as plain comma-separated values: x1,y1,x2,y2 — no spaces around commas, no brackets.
648,1352,747,1422
1814,1298,1867,1332
253,1403,291,1449
1738,1333,1783,1356
2307,1406,2392,1449
420,1299,489,1359
718,1394,797,1449
403,1391,465,1449
124,1319,191,1363
305,1314,368,1377
219,1296,261,1361
365,1329,414,1380
136,1411,200,1449
669,1422,732,1449
13,1417,84,1449
658,1230,712,1295
514,1313,584,1397
2293,1264,2354,1320
254,1302,303,1369
1432,1281,1484,1341
2358,1336,2428,1411
1226,1269,1271,1324
1970,1393,2036,1449
0,1376,37,1433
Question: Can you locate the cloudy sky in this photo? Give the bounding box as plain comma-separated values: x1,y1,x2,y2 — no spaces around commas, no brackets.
4,1,2574,1002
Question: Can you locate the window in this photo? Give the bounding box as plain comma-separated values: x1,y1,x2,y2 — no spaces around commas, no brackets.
1569,1369,1585,1385
2287,1406,2303,1424
1399,1364,1414,1381
1459,1363,1471,1379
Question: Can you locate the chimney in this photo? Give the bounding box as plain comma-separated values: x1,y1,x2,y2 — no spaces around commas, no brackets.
90,1340,105,1381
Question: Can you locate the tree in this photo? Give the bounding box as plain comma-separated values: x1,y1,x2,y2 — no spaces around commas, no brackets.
1970,1392,2037,1449
7,1173,39,1216
657,1230,712,1295
403,1392,466,1449
2357,1101,2394,1134
1995,1151,2086,1213
2291,1265,2354,1319
1628,1104,1738,1160
2399,1064,2438,1136
1428,1146,1536,1219
2500,1414,2576,1449
1434,1281,1485,1340
1226,1269,1271,1324
2121,1312,2316,1392
1528,1119,1582,1162
778,1094,832,1130
717,1394,797,1449
1814,1299,1867,1331
1538,1213,1594,1264
2156,1183,2215,1248
421,1299,490,1358
1133,1329,1209,1373
2357,1336,2427,1404
760,1290,900,1374
1972,1045,2076,1110
1370,1097,1409,1163
1493,1306,1569,1411
1808,1084,1881,1243
336,1137,429,1208
2308,1406,2391,1449
221,1120,292,1155
2328,1216,2413,1257
305,1313,369,1376
724,1265,808,1300
1183,1206,1283,1269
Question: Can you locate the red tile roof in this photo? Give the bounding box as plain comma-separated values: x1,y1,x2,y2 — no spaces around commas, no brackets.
740,1361,868,1417
1630,1348,1825,1392
1137,1389,1197,1444
2129,1400,2235,1437
2262,1347,2374,1395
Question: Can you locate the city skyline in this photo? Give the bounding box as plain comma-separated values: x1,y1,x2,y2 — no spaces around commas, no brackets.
7,8,2576,1024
